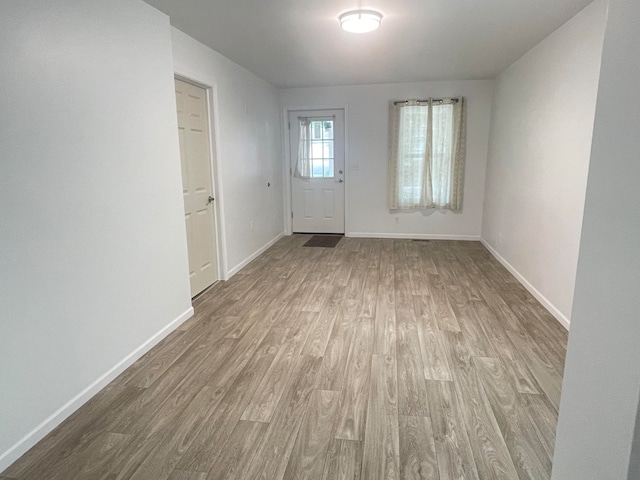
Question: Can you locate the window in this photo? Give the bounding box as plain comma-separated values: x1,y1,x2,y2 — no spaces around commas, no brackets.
388,98,466,211
294,118,335,178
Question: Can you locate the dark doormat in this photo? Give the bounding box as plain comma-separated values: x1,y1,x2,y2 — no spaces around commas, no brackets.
303,235,343,248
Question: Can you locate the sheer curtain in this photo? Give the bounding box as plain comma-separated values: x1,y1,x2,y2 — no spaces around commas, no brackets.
388,97,466,211
294,118,312,179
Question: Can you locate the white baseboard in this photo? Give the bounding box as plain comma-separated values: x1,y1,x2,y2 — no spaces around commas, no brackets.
0,306,194,473
346,232,481,241
226,232,285,279
480,238,570,331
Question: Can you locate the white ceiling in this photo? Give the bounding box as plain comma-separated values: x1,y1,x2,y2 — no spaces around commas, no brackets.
144,0,593,88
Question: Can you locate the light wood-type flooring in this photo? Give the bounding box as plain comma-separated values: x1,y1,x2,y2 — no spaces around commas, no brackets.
2,235,568,480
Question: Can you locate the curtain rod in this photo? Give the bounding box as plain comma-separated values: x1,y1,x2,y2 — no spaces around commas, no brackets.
297,115,336,119
393,98,459,105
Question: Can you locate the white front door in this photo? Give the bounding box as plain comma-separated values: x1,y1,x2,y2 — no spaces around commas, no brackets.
290,109,345,234
175,78,218,297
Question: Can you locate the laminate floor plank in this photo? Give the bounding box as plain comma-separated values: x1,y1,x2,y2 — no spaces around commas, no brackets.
399,415,439,480
396,308,430,417
430,287,461,332
242,314,312,422
502,294,567,373
412,294,438,331
244,355,323,480
478,285,524,333
343,264,364,301
303,268,335,314
521,393,558,460
175,329,284,473
222,275,290,317
506,330,564,411
409,252,431,296
169,470,207,480
373,295,397,356
361,414,400,480
415,294,452,381
322,440,363,480
125,385,229,480
205,420,267,480
207,309,286,389
470,299,540,395
335,319,374,441
447,257,484,302
473,357,552,480
426,379,479,480
301,308,336,358
107,337,236,435
393,264,414,309
359,266,380,318
377,351,399,415
2,237,568,480
417,327,453,382
441,332,519,480
378,245,396,305
54,431,132,480
361,355,400,480
283,390,341,480
108,384,211,480
431,253,459,287
315,310,355,391
446,286,496,358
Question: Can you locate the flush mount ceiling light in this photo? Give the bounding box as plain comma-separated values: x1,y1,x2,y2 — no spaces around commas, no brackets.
339,10,382,33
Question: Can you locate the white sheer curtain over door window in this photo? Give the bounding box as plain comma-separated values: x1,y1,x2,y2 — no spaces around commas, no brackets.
294,118,312,179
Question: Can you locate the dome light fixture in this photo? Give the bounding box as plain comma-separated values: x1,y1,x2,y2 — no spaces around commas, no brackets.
339,10,382,33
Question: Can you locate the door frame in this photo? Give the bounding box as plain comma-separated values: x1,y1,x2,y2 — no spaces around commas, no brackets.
283,105,349,236
175,73,227,283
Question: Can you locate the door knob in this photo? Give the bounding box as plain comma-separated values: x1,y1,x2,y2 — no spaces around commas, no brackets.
207,195,215,205
337,178,344,183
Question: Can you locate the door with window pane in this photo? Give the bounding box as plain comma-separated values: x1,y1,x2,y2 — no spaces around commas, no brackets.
290,109,345,233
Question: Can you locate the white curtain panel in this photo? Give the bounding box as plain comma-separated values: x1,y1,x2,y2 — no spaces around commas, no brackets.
294,118,312,179
448,97,467,212
388,97,466,211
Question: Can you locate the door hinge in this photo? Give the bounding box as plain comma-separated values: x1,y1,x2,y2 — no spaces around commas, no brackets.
291,211,293,219
290,167,292,175
288,122,291,130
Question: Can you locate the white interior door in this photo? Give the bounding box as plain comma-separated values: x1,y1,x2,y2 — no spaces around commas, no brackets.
290,109,345,234
175,78,218,297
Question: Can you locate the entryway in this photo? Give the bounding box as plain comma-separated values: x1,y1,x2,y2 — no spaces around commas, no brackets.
288,109,345,234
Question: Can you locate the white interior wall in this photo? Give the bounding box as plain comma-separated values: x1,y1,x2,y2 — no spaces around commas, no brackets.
552,0,640,477
0,1,192,470
629,401,640,480
481,0,607,327
279,80,494,239
171,28,284,276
